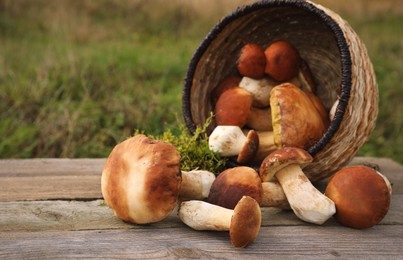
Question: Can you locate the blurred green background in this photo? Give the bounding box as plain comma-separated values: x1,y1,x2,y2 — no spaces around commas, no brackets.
0,0,402,164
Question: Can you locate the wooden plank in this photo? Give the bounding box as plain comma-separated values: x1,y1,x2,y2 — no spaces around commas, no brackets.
1,195,402,232
0,159,105,201
0,157,401,202
0,225,402,259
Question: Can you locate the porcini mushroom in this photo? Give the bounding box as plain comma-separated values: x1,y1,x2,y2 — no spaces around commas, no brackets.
208,126,259,164
239,76,278,107
290,59,317,94
271,83,326,150
101,134,181,224
178,196,261,248
207,166,290,209
325,165,392,229
237,43,266,79
264,40,301,82
101,135,216,224
211,75,242,105
215,87,252,127
260,147,336,224
208,166,263,209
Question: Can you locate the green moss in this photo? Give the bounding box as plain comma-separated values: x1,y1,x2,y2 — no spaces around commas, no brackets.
137,114,228,175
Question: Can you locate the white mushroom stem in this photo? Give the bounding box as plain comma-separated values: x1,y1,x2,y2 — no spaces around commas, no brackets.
239,77,277,107
209,126,247,156
180,170,216,200
275,164,336,224
261,182,290,209
252,131,277,163
178,200,233,231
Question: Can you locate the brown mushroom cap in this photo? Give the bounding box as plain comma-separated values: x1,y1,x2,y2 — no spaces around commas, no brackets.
270,83,326,150
306,92,330,129
237,130,259,164
211,76,242,105
230,196,262,248
208,166,263,209
101,134,181,224
264,40,301,81
259,147,313,182
237,43,266,79
325,165,391,229
215,87,252,127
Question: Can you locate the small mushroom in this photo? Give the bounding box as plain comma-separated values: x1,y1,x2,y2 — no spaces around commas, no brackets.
246,106,273,131
260,147,336,224
264,40,301,82
211,75,242,105
101,135,216,224
215,87,252,127
237,43,266,79
325,165,392,229
239,76,278,107
178,196,261,248
207,166,263,209
101,134,181,224
209,126,259,164
207,166,290,209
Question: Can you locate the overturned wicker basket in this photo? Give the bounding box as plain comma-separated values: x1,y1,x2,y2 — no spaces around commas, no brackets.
182,0,378,181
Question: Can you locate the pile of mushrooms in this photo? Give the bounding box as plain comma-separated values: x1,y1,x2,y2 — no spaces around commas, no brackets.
100,40,392,249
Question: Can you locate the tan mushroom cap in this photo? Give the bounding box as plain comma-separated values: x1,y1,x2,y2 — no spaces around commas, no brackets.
237,43,266,79
325,165,391,229
237,130,259,164
101,134,181,224
215,87,252,127
264,40,301,82
208,166,262,209
270,83,326,150
230,196,262,248
259,147,313,182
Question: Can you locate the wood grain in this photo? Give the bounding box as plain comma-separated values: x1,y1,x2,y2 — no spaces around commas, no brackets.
0,157,401,202
1,195,402,232
1,226,402,259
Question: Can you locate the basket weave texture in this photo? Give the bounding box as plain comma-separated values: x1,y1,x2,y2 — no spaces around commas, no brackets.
182,0,378,181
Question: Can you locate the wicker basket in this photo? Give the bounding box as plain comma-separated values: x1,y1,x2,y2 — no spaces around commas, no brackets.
182,0,378,181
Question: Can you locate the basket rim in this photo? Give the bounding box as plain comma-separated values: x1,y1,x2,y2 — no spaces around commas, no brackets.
182,0,352,157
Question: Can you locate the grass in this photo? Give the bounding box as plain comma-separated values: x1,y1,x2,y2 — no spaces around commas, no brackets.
0,0,402,164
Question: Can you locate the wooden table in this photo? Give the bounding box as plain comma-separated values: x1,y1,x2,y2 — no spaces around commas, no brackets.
0,157,402,259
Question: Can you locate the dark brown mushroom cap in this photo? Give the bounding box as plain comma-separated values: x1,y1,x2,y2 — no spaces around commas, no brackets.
237,43,266,79
208,166,262,209
101,134,181,224
264,40,301,82
230,196,262,248
215,87,252,127
270,83,326,150
237,130,259,164
259,147,313,182
325,165,391,229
